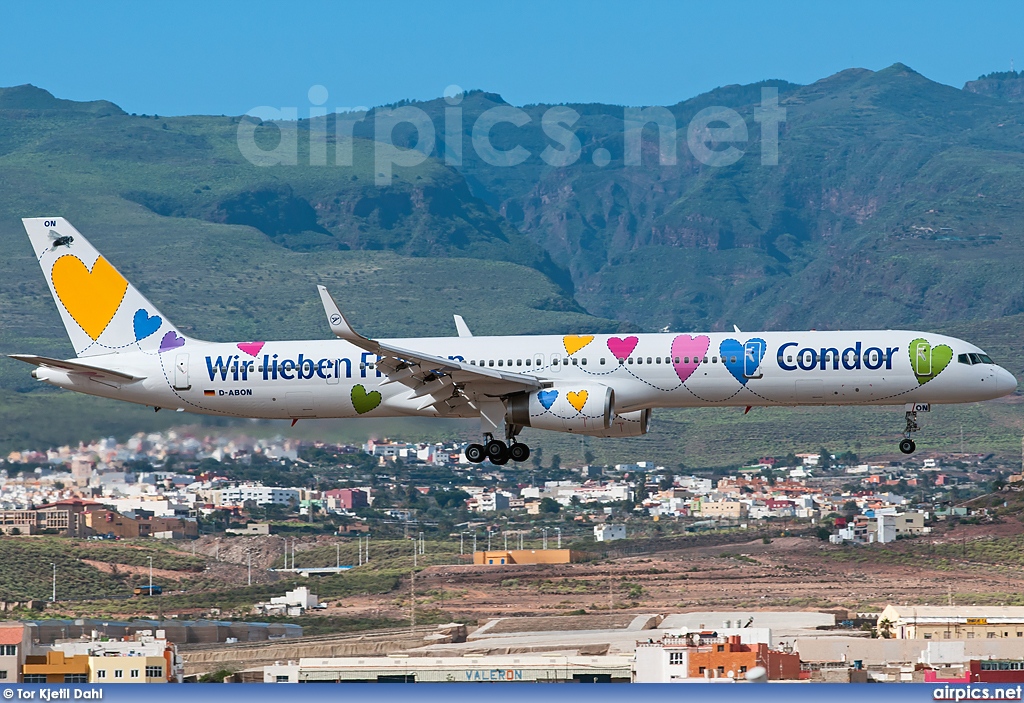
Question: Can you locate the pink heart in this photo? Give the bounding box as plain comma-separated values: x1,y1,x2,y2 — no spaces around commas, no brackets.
159,331,185,354
237,342,265,357
671,334,710,383
607,336,639,360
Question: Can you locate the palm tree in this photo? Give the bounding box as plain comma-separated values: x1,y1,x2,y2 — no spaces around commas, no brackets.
877,618,895,639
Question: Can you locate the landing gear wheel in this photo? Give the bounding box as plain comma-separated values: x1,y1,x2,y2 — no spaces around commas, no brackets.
465,443,485,463
485,439,509,464
899,438,916,455
509,443,530,463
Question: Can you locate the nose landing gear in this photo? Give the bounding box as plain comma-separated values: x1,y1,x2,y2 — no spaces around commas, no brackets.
899,408,920,454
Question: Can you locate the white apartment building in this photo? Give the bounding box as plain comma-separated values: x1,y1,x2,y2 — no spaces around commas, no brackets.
594,524,626,542
214,486,300,507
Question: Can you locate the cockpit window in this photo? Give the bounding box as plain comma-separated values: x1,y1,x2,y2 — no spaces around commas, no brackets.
961,352,996,365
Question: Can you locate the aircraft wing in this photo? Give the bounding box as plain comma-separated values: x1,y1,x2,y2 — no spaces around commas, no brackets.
317,286,540,412
9,354,144,384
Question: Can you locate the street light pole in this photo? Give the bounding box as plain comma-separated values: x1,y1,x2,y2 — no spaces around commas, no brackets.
336,543,340,569
460,533,464,555
51,563,56,602
556,528,562,549
247,550,252,586
543,528,548,550
148,556,153,594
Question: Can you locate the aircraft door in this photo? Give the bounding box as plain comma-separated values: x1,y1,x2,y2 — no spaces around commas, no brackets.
173,354,190,390
912,341,933,377
286,391,316,418
550,352,561,372
743,340,765,379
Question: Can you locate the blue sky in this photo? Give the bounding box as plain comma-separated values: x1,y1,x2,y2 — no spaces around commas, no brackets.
1,1,1023,115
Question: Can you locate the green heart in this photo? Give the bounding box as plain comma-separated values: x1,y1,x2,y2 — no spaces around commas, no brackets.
909,338,953,384
351,384,382,414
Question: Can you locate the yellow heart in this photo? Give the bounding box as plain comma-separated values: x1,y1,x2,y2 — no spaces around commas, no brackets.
563,335,594,355
566,390,588,413
51,255,129,341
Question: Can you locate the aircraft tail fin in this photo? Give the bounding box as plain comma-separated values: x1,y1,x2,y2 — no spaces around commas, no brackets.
22,217,189,358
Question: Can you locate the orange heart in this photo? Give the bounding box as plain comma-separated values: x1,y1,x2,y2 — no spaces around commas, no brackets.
51,255,128,341
563,335,594,355
566,390,588,413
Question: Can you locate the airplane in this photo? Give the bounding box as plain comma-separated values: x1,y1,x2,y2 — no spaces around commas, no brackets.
11,218,1018,464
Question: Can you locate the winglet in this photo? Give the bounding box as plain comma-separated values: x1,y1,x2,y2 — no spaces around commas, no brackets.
733,325,742,333
453,314,473,338
317,285,372,347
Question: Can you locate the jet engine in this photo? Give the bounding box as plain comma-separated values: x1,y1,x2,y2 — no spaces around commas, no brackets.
508,383,613,433
580,408,651,437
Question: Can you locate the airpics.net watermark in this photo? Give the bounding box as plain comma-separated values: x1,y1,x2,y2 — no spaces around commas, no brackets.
237,84,786,185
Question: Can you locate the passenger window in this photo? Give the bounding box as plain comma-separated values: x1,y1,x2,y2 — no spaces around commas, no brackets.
525,359,531,366
958,353,971,365
600,358,606,365
788,356,793,363
488,360,494,367
581,358,588,366
684,357,689,364
516,359,522,366
470,360,476,365
647,357,652,364
571,358,578,365
497,360,504,367
627,358,634,364
703,357,708,364
507,359,513,366
730,356,736,364
674,357,680,364
636,357,642,365
712,357,718,363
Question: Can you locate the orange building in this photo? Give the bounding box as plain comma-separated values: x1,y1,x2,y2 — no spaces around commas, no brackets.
634,634,801,682
22,651,90,684
686,635,800,680
473,549,580,565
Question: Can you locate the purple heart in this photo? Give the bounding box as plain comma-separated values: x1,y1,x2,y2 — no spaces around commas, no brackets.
159,331,185,353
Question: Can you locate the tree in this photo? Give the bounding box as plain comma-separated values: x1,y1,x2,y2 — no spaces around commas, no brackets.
658,471,675,491
877,618,895,639
531,446,544,470
815,526,832,541
550,454,562,471
539,497,561,514
634,473,649,502
842,500,859,517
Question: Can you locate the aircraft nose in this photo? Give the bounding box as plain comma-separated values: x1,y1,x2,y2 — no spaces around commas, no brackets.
995,367,1018,396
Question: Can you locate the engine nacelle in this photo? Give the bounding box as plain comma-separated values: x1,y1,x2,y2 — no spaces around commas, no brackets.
508,383,613,433
579,409,651,437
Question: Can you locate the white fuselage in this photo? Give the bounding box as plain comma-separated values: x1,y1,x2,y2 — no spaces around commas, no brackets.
34,330,1018,422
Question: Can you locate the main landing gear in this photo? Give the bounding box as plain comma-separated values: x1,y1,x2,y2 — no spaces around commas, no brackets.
899,407,920,455
466,432,531,465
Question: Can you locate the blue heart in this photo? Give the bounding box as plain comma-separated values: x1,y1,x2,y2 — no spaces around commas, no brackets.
133,308,162,341
719,338,766,386
537,389,558,410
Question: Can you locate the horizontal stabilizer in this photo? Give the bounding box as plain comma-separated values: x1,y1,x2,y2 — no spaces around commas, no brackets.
8,354,144,383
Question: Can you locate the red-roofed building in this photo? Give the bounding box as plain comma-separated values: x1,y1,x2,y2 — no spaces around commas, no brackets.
3,499,106,537
0,625,28,682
